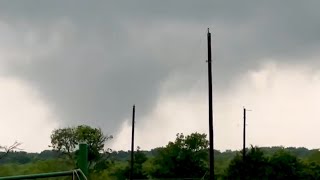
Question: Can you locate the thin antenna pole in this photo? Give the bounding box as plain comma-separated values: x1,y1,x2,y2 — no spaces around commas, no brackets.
243,107,246,161
130,105,135,180
207,28,214,180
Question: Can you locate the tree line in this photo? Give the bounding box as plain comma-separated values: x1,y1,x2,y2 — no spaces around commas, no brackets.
1,125,320,179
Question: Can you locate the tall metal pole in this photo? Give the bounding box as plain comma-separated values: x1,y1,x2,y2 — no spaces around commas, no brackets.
130,105,135,180
243,107,246,161
207,28,214,180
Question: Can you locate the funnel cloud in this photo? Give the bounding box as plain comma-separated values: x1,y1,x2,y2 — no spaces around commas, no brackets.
0,1,319,151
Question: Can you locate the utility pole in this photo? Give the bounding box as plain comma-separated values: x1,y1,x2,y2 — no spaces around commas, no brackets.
130,105,135,180
243,107,246,161
207,28,214,180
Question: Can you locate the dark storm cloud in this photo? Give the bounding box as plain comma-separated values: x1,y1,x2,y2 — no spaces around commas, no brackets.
0,0,319,133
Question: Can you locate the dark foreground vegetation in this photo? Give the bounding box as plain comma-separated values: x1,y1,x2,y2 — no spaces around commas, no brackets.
1,125,320,179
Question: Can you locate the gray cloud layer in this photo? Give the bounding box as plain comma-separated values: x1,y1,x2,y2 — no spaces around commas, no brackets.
0,0,319,135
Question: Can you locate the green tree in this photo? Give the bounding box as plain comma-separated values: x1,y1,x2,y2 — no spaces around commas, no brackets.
75,125,113,171
129,146,148,179
226,146,269,180
107,161,128,180
226,147,310,179
50,125,113,171
115,146,149,179
50,127,76,161
307,149,320,164
268,150,305,179
300,162,320,179
148,133,208,179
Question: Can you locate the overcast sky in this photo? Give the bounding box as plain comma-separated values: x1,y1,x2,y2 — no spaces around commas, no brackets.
0,1,320,152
